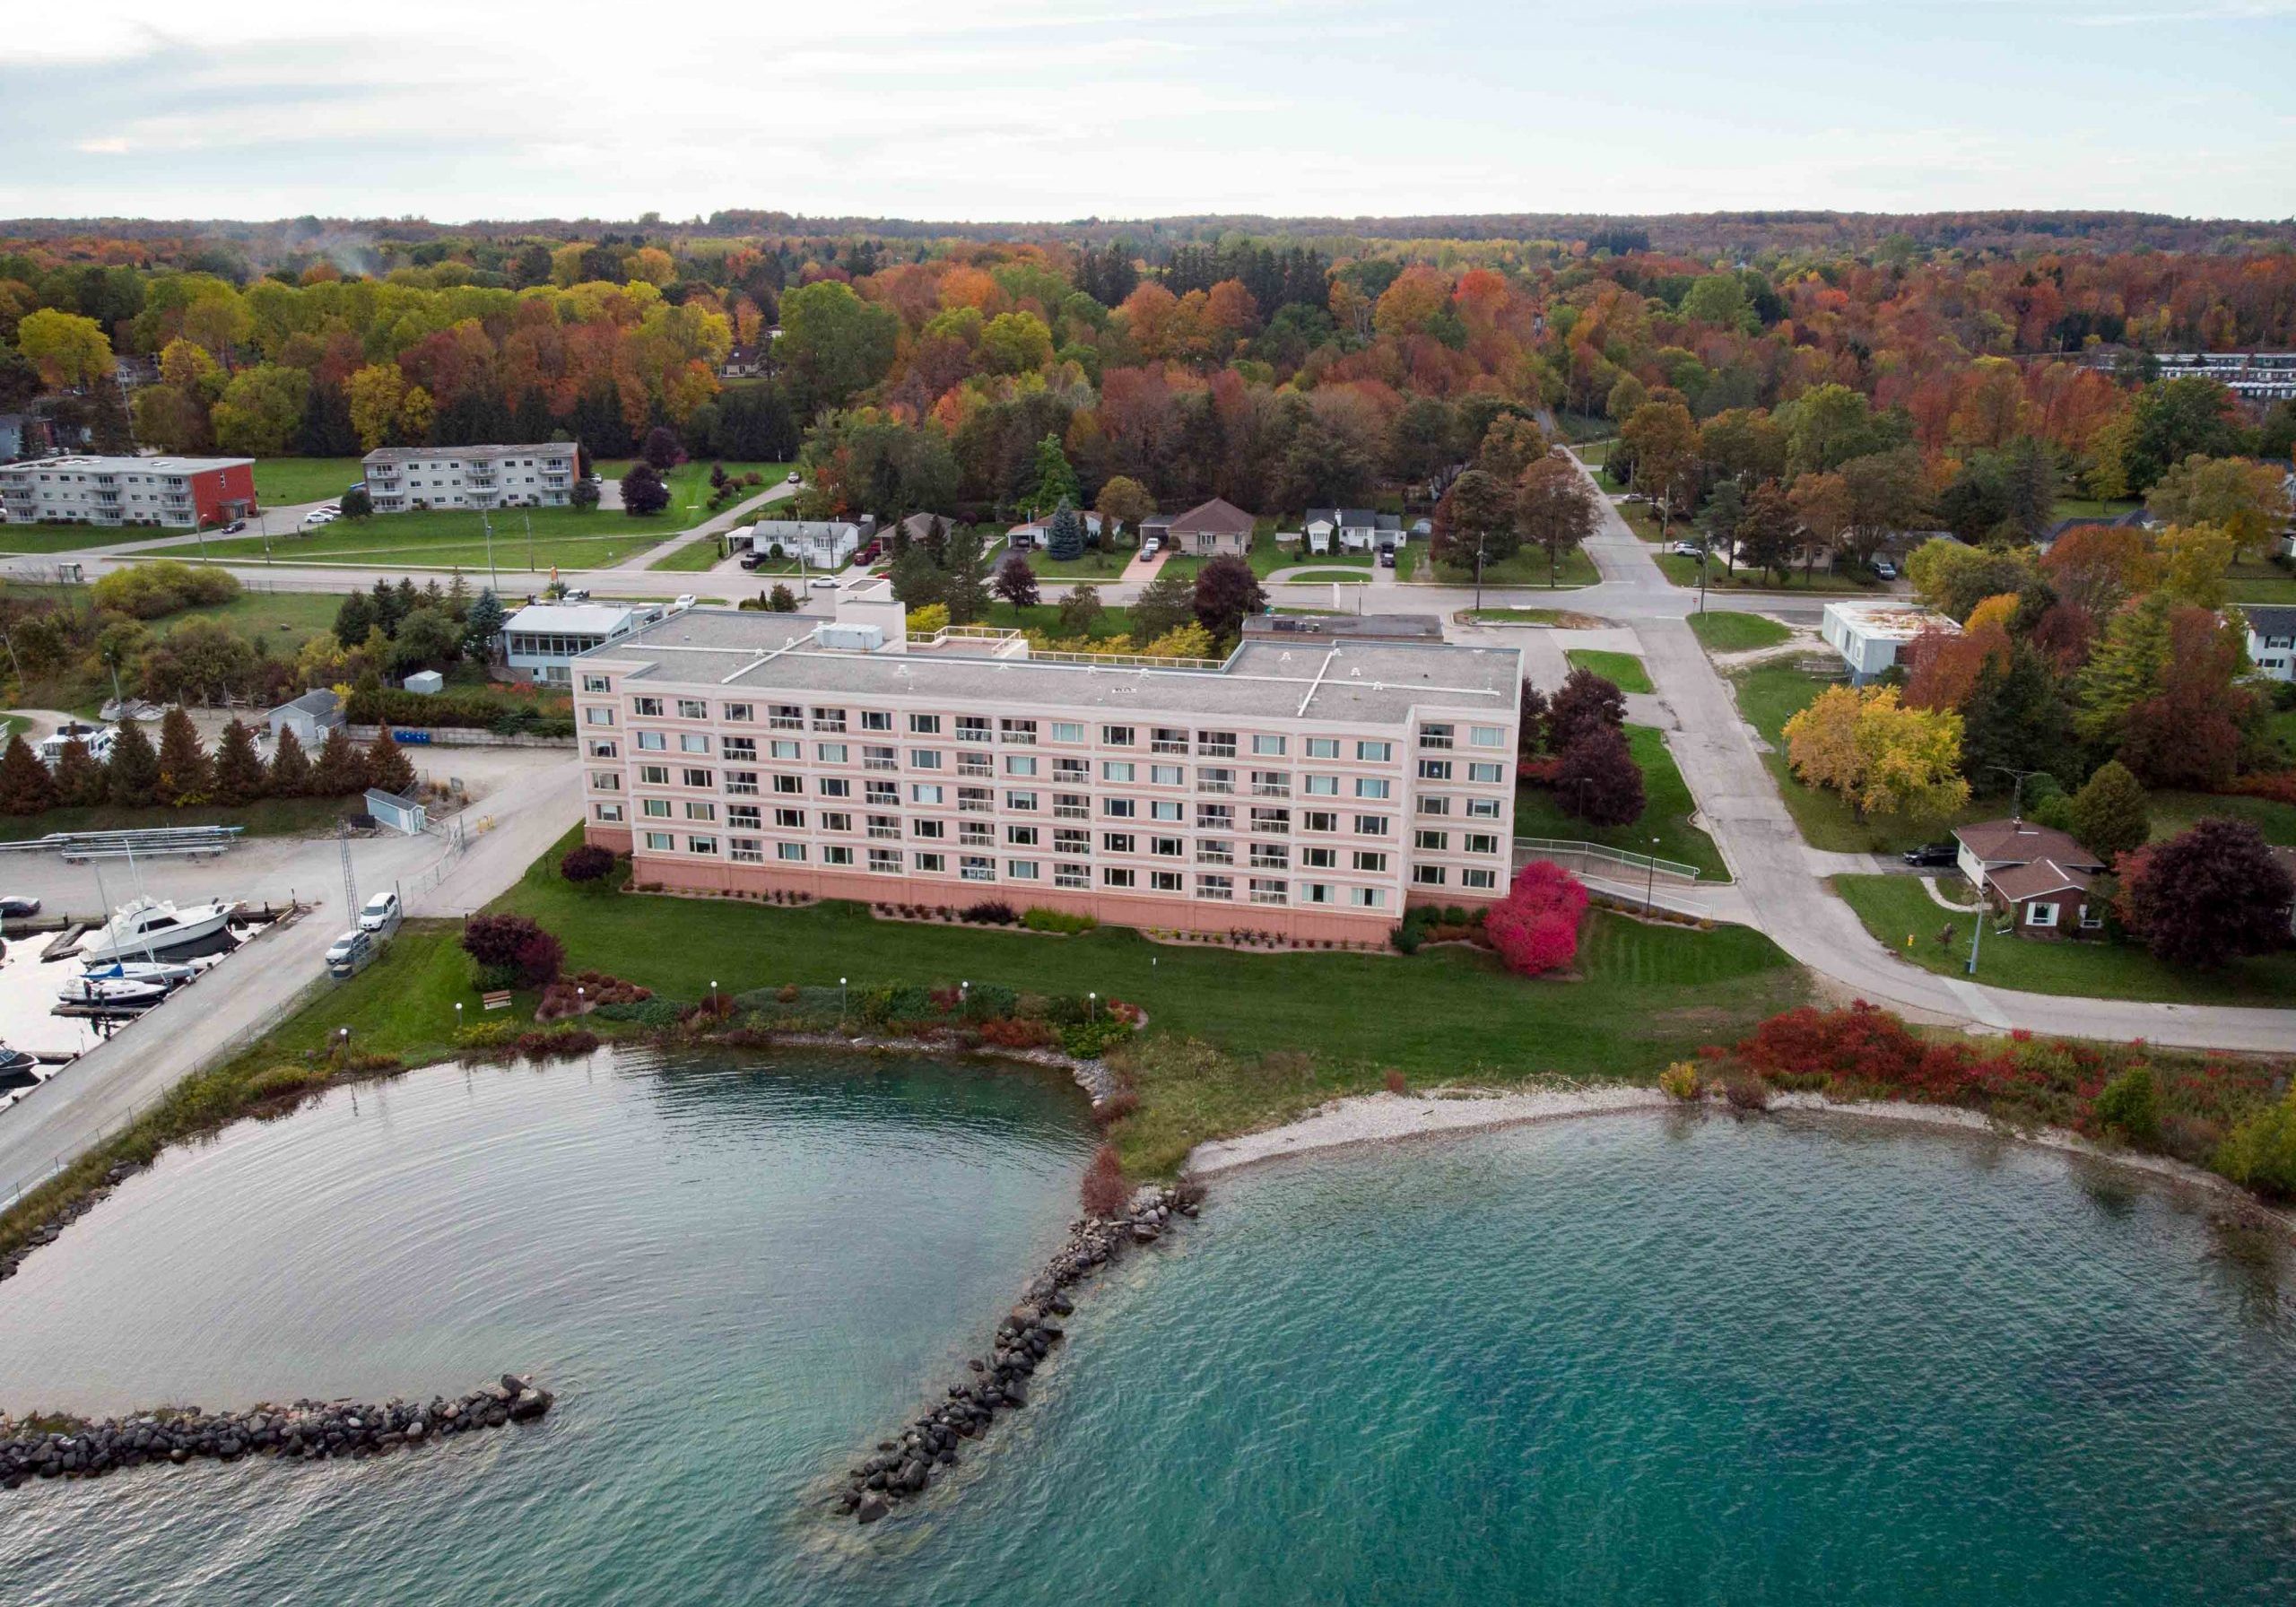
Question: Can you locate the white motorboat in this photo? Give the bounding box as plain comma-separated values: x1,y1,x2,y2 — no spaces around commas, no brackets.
81,959,200,986
57,974,170,1008
78,897,238,964
0,1043,39,1081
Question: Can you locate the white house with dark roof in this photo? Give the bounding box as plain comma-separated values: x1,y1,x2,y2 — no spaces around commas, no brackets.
1304,508,1405,555
2242,604,2296,682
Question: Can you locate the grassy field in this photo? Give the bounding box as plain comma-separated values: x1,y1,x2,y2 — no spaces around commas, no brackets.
0,525,176,554
1731,662,1992,853
2048,497,2140,524
2149,789,2296,847
1564,648,1653,693
1283,569,1372,585
1657,553,1886,594
2227,559,2296,605
1834,873,2296,1005
1687,611,1792,653
1574,439,1613,466
979,601,1139,639
1426,545,1601,589
0,795,356,843
1617,501,1674,543
645,536,733,573
1513,724,1730,882
251,458,367,506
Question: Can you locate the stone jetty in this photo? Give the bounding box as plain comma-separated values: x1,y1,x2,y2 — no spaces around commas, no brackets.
1,1375,553,1490
838,1181,1197,1524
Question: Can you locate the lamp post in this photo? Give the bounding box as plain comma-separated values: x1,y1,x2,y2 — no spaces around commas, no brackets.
1644,836,1660,916
1088,991,1097,1021
840,976,848,1020
1474,530,1486,615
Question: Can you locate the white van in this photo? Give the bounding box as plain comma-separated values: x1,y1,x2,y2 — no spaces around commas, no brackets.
357,890,402,934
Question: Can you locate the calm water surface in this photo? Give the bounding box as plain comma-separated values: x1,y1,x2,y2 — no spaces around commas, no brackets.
4,1055,2293,1605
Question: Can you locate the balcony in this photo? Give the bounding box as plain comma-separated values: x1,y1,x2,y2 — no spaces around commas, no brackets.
958,797,993,814
1250,782,1291,798
1249,888,1289,907
957,758,993,779
1054,804,1089,821
867,825,901,841
770,716,804,731
1196,847,1234,865
1151,740,1189,755
864,757,898,772
1198,777,1235,795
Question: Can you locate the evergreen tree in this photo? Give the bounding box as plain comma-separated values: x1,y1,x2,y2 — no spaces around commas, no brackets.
939,526,993,624
1129,569,1196,641
444,569,472,621
464,588,507,656
334,590,378,648
210,717,268,806
0,733,59,815
1026,436,1081,517
106,719,161,807
154,706,212,806
312,726,369,796
52,737,107,808
2070,760,2150,864
366,727,417,794
1047,498,1084,561
267,725,313,796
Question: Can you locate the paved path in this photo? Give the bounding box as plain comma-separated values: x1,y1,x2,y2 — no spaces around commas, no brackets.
0,753,580,1204
1557,451,2296,1053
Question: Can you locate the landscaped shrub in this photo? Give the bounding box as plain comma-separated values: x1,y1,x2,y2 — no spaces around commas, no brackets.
594,998,686,1028
1659,1062,1702,1101
959,900,1018,925
244,1064,328,1104
1383,1069,1408,1095
1484,859,1589,977
1720,1069,1772,1111
960,982,1020,1021
1079,1143,1129,1218
1060,1019,1135,1059
2091,1064,2161,1143
459,914,565,988
2214,1090,2296,1198
560,844,614,883
1021,907,1097,934
977,1017,1057,1049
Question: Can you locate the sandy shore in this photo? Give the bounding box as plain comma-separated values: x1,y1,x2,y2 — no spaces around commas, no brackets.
1182,1083,2296,1235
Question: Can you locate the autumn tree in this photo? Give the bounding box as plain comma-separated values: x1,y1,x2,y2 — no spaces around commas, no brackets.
1057,583,1105,637
2039,525,2155,614
1431,469,1519,569
1905,537,2035,621
2123,821,2296,969
1621,401,1700,533
992,552,1039,610
16,308,114,389
209,717,268,806
1734,481,1800,585
2069,760,2148,864
620,461,671,517
0,734,59,815
211,364,311,457
2154,522,2236,608
1192,555,1266,640
267,725,313,796
1903,620,2011,713
366,726,416,794
1094,474,1154,542
1546,665,1626,751
153,707,211,806
2145,456,2289,559
106,719,161,808
641,425,683,471
1514,455,1600,588
52,737,108,808
1475,415,1550,484
1786,686,1969,821
1554,724,1645,827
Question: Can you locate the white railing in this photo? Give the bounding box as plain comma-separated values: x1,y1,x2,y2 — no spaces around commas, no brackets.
1513,837,1702,881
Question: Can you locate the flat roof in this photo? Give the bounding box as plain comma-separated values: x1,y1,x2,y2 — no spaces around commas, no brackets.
0,454,251,474
364,444,572,464
582,609,1519,725
1822,602,1959,642
504,603,655,634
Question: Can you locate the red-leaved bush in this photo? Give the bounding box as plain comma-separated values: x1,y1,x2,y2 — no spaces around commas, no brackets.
1483,859,1588,977
1080,1143,1129,1218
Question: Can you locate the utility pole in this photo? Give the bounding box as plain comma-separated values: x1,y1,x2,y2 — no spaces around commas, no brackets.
1474,530,1486,614
525,511,535,571
483,511,498,590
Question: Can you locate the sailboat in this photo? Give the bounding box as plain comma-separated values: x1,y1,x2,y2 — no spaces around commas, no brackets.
77,897,237,964
57,973,170,1008
80,958,201,986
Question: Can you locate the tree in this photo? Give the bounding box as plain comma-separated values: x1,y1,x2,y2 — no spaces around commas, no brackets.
1025,436,1082,518
939,526,993,625
570,479,601,511
210,363,310,457
1475,415,1550,484
1734,481,1800,585
1094,474,1155,542
0,734,58,815
1057,583,1106,637
1191,554,1267,640
777,280,900,413
267,725,312,796
620,461,671,517
366,726,416,794
464,588,507,656
2145,455,2289,560
1514,455,1599,588
1432,469,1520,570
768,583,799,612
2069,760,2148,864
2124,377,2237,492
641,425,683,472
561,844,614,883
52,737,106,808
1485,859,1589,978
345,363,407,451
1130,569,1196,642
340,485,373,520
1621,401,1700,532
209,717,267,806
1144,622,1216,659
459,913,565,988
154,707,211,806
1787,470,1852,578
2154,522,2236,608
1554,725,1645,827
1786,686,1970,821
1046,499,1084,561
2040,524,2155,614
311,726,368,796
106,719,161,807
16,308,114,389
2124,820,2295,969
1547,665,1626,750
1904,536,2034,621
992,552,1040,610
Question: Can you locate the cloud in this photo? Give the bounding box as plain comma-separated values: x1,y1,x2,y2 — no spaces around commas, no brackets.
74,137,133,155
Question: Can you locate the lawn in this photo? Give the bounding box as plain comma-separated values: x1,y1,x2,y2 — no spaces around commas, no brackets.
1618,501,1674,543
1687,611,1792,653
1026,547,1136,581
1834,873,2296,1006
0,525,178,554
1282,569,1371,585
1657,553,1887,594
251,457,367,507
1463,608,1594,626
2048,497,2140,524
0,795,358,844
2227,559,2296,605
1424,546,1601,589
1732,662,1993,854
978,601,1138,640
645,536,733,573
1563,648,1653,694
1575,439,1613,466
2149,789,2296,847
1513,724,1730,882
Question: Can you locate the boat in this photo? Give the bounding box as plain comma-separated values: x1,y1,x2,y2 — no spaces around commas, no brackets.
0,1043,38,1081
57,975,170,1008
80,959,200,986
77,897,238,964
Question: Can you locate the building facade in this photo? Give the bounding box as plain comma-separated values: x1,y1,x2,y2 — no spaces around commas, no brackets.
2244,604,2295,683
361,444,579,512
501,601,667,685
0,454,257,528
1821,602,1959,683
574,595,1520,940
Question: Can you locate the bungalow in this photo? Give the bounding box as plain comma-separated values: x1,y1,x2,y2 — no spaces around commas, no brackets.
734,519,865,569
720,344,768,380
1952,820,2109,938
1166,497,1257,558
1821,602,1959,684
1304,508,1404,555
2241,603,2295,683
1004,509,1104,550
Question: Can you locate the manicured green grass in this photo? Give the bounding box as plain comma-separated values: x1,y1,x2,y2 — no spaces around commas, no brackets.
1835,873,2296,1005
1563,648,1654,694
483,830,1798,1089
0,795,358,843
1687,611,1792,653
1618,501,1671,543
1463,608,1580,626
1160,542,1341,582
1732,663,1992,854
1575,439,1613,466
2049,497,2140,524
1028,547,1136,580
1428,545,1601,589
2226,560,2296,605
1512,724,1729,882
645,536,732,572
1657,553,1886,594
251,457,367,507
0,525,174,553
2149,789,2296,847
979,601,1138,640
1283,569,1371,585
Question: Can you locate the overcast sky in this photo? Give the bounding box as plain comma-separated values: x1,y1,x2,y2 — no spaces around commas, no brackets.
4,2,2293,223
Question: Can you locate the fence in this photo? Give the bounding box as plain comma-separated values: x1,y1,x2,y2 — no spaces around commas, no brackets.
0,824,245,859
1513,837,1702,882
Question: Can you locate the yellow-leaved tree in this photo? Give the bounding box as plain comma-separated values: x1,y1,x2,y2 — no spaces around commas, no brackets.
1786,685,1970,821
1782,684,1865,798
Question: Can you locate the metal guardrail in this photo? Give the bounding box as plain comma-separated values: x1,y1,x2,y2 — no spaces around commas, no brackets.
1514,837,1700,882
0,825,245,857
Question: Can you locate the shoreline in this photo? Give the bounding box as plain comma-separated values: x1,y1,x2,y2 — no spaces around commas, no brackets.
1183,1083,2296,1236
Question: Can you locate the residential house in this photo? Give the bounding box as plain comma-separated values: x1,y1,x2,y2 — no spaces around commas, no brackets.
897,512,957,548
1305,508,1404,555
269,689,345,749
735,519,866,569
1004,510,1104,550
721,345,769,380
1166,498,1257,557
500,601,666,685
2242,604,2296,683
1952,820,2109,938
1820,602,1959,684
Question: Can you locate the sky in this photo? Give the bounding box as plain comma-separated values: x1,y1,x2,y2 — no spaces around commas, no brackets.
3,1,2294,223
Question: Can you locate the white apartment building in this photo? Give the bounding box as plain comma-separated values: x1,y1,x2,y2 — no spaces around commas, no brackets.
0,454,257,529
573,592,1521,940
361,444,579,512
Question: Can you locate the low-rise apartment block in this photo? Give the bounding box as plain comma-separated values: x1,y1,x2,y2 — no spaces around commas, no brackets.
361,444,579,511
573,591,1520,941
0,454,256,528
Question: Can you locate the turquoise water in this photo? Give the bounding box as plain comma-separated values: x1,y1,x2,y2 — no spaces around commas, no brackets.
5,1057,2295,1604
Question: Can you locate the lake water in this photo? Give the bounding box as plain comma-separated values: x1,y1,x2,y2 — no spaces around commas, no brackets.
4,1053,2294,1605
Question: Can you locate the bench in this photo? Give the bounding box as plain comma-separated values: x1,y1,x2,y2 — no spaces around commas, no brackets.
482,990,513,1011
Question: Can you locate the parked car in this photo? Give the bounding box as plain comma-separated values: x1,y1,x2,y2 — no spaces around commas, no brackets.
300,509,336,529
0,895,41,918
221,518,247,534
738,550,767,570
1378,549,1396,569
325,929,378,980
674,594,698,610
1670,541,1706,559
785,470,801,484
1141,535,1161,556
1900,842,1959,868
808,577,839,591
561,586,591,602
357,890,402,934
854,541,883,565
1872,560,1900,581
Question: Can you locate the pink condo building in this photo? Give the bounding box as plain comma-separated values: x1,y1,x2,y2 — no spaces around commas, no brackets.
573,587,1522,942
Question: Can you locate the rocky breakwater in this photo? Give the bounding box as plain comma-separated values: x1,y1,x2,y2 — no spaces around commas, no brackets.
1,1375,554,1490
838,1182,1198,1525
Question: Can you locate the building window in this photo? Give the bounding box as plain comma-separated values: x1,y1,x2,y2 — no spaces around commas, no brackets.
726,770,760,795
1005,755,1039,777
581,674,611,693
725,703,753,722
869,848,901,873
595,803,624,823
684,801,716,822
1468,762,1504,784
913,819,946,840
588,740,619,760
822,844,855,867
961,856,995,882
812,708,847,732
1249,878,1288,906
1152,835,1185,857
636,731,665,751
1055,862,1089,889
1102,725,1135,746
822,812,852,833
1007,790,1039,812
768,740,800,760
1302,811,1337,832
1151,800,1183,822
911,749,944,770
1354,815,1390,836
1413,864,1447,887
912,784,944,804
772,775,803,795
1251,734,1286,756
1052,721,1084,743
2026,902,2058,928
1102,867,1136,889
1196,874,1233,900
633,697,664,717
642,799,672,819
1347,887,1387,909
1471,725,1505,748
639,764,669,786
1461,868,1498,891
1418,796,1450,816
1303,847,1336,870
862,710,893,732
731,839,764,864
1104,832,1135,854
644,831,674,852
1465,833,1500,856
819,777,850,798
1302,882,1334,905
909,714,942,734
1151,763,1183,786
1007,825,1039,846
590,771,621,791
1420,724,1454,749
1419,760,1453,781
1150,870,1183,893
1304,774,1338,796
1356,778,1391,800
1001,718,1037,744
776,841,806,863
683,768,713,788
1415,830,1448,852
1352,851,1387,873
677,699,707,719
1103,798,1136,819
1465,799,1501,821
772,807,803,830
1004,859,1039,881
914,852,947,873
1307,737,1339,759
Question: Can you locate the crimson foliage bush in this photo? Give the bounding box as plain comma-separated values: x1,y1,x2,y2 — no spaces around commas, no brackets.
1484,859,1588,977
460,914,565,987
560,845,614,883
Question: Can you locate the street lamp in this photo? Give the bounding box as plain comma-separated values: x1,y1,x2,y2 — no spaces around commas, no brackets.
1644,836,1660,916
1088,991,1097,1021
840,976,848,1018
